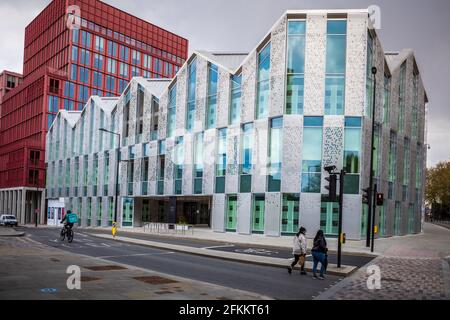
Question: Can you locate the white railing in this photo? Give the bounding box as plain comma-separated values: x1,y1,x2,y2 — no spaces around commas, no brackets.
143,222,194,235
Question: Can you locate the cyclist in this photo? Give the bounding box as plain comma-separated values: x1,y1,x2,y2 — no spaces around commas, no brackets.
60,210,76,232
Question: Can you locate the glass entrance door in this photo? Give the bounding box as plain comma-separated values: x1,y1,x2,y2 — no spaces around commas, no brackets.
122,197,134,227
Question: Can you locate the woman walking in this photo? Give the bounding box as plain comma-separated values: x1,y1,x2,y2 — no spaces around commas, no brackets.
287,227,307,275
311,230,328,280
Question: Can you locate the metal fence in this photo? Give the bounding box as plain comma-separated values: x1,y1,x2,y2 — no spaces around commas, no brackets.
143,222,194,235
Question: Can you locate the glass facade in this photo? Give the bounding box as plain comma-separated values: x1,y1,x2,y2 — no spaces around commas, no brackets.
321,198,339,236
186,58,197,132
325,20,347,115
281,194,299,235
167,84,177,137
174,137,184,195
240,123,253,193
206,64,218,129
215,128,227,193
194,132,204,194
268,117,283,192
398,62,406,134
252,195,265,234
383,74,391,124
286,20,306,114
225,195,237,232
343,117,362,194
301,117,323,193
388,131,397,200
229,74,242,125
256,43,271,119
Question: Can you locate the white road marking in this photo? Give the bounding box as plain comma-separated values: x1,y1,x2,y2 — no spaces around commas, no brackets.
96,252,175,259
201,244,236,250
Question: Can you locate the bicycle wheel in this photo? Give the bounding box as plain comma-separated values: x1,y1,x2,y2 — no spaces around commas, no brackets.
60,229,66,241
67,229,74,243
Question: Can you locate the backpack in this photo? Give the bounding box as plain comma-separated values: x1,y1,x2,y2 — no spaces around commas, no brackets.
67,213,78,224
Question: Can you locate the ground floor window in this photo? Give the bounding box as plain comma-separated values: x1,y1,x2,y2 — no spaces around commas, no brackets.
281,194,299,235
320,197,339,236
252,195,265,234
225,195,237,232
408,204,414,234
142,199,150,223
361,203,368,238
97,198,102,226
122,197,134,227
108,197,114,226
87,198,92,226
379,204,386,237
394,202,401,236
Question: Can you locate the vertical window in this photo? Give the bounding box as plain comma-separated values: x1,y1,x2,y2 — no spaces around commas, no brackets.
136,85,144,138
229,74,242,125
403,138,410,202
206,63,218,129
366,32,374,117
256,43,271,119
94,54,104,70
167,84,177,137
174,137,184,195
95,36,104,52
286,20,306,114
398,62,406,134
252,195,265,234
416,144,422,189
107,58,116,74
142,144,150,195
343,117,362,194
282,194,300,235
240,123,253,193
225,195,238,232
132,50,141,65
194,132,204,194
72,46,78,62
268,117,283,192
301,117,323,193
215,128,227,193
89,101,95,154
108,41,117,58
157,140,166,195
325,20,347,115
186,58,197,132
120,46,129,61
383,74,391,124
119,63,129,77
127,147,135,195
394,202,401,235
388,131,397,200
412,72,419,140
151,97,159,141
321,198,339,236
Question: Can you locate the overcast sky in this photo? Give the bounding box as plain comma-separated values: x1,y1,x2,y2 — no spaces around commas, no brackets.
1,0,449,167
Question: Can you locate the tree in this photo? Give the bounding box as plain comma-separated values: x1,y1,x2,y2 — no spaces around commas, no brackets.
426,161,450,219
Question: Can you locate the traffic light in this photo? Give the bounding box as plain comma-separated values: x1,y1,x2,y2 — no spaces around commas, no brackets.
325,174,337,201
376,193,384,206
362,187,370,204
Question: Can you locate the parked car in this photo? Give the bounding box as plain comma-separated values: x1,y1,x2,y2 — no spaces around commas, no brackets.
0,215,18,227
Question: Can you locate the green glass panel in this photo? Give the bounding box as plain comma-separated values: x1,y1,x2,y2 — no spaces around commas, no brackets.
122,198,134,227
343,174,360,194
281,194,299,235
239,174,251,193
226,196,237,231
194,178,203,194
215,176,225,194
252,196,265,233
320,200,339,236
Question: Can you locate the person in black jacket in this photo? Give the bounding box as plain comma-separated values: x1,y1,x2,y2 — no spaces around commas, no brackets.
311,230,328,280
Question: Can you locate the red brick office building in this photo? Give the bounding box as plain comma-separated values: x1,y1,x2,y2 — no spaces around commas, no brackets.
0,0,188,224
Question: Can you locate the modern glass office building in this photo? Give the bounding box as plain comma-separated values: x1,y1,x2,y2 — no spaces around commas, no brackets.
45,9,428,239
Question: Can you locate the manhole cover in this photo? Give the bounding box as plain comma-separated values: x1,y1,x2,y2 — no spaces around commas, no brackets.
81,276,101,282
133,276,179,285
84,265,127,271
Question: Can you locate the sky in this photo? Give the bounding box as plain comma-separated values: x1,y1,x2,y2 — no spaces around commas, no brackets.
0,0,449,167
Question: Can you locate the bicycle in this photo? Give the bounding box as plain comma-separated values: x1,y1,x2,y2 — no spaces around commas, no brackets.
60,225,74,243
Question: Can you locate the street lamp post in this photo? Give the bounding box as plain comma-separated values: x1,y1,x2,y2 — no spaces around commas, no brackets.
99,128,121,225
366,66,378,247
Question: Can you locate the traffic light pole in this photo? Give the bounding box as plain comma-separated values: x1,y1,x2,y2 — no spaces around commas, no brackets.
371,183,377,253
337,169,345,268
366,67,378,247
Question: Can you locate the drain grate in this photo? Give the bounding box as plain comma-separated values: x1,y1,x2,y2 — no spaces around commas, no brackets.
81,276,101,282
133,276,179,285
84,265,127,271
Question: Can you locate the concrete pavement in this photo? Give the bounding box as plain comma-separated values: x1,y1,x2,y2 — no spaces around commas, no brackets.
0,226,24,237
315,223,450,300
0,235,271,300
